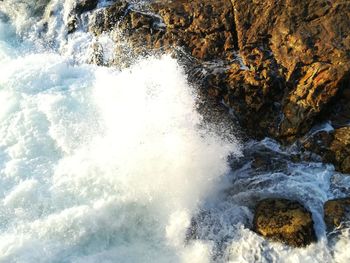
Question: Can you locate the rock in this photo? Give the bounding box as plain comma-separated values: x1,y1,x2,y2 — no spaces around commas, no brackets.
253,198,316,247
66,0,99,34
233,0,350,141
328,88,350,129
221,62,285,139
302,126,350,174
232,0,350,140
84,0,350,171
324,198,350,231
88,42,104,66
32,0,51,17
74,0,98,15
89,0,238,61
229,139,302,175
88,1,130,36
67,18,78,34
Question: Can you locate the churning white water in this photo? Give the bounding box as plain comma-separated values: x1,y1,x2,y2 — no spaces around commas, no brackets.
0,1,350,262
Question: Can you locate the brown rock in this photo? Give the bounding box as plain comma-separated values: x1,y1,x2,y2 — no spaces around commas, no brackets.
84,0,350,171
222,61,284,138
328,89,350,129
89,0,238,61
88,42,104,66
303,126,350,174
88,1,129,36
253,198,316,247
324,198,350,231
231,0,350,140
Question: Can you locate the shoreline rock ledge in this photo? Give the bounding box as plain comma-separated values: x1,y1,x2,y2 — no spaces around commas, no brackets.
76,0,350,174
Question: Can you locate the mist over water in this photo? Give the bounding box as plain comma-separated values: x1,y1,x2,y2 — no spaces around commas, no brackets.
0,1,350,262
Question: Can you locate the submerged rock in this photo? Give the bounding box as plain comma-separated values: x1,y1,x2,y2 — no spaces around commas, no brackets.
253,198,316,247
324,198,350,231
229,139,303,176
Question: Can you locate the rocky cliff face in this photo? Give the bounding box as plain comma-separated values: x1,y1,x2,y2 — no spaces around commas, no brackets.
87,0,238,61
232,0,350,140
68,0,350,174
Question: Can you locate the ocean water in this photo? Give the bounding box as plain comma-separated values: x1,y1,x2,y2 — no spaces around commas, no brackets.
0,1,349,262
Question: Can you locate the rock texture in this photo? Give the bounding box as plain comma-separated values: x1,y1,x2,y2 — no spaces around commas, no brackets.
233,0,350,140
88,0,238,61
74,0,98,15
324,198,350,231
303,126,350,173
253,198,316,247
69,0,350,173
67,0,99,33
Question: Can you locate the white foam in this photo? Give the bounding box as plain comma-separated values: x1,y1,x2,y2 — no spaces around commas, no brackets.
1,1,350,262
0,33,238,261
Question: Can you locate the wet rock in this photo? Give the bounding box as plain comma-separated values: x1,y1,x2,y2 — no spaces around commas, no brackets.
83,0,350,171
229,140,297,175
67,17,78,34
303,126,350,174
74,0,98,15
324,198,350,231
328,91,350,129
88,0,350,143
253,198,316,247
66,0,99,34
216,0,350,163
88,1,130,36
221,62,285,139
88,42,104,66
232,0,350,140
89,0,237,61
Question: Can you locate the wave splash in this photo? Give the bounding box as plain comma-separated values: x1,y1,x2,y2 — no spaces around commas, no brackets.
0,1,350,263
0,5,239,261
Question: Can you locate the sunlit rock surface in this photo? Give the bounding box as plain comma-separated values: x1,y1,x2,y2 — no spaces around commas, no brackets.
253,198,316,247
74,0,350,173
